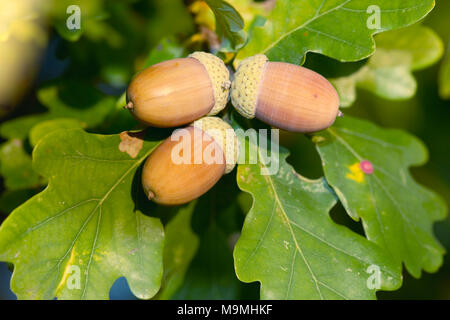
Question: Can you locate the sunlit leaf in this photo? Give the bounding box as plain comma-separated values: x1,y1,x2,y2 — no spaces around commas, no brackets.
29,118,83,147
314,116,447,277
0,129,166,299
232,119,401,299
237,0,435,65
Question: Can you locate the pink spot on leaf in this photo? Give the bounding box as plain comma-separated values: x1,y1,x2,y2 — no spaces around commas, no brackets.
360,160,374,174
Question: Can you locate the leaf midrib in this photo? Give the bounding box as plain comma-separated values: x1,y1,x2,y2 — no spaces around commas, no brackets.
257,148,324,299
242,144,401,298
260,1,432,57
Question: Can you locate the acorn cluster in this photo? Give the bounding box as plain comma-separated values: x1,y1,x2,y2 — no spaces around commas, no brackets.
126,52,340,205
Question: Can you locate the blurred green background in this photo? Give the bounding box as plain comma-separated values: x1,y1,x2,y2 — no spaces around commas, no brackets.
0,0,449,299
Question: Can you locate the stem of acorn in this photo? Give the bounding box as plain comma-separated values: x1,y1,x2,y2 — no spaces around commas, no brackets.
124,102,134,110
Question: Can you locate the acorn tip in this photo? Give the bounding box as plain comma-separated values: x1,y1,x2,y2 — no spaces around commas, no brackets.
124,102,134,110
337,110,344,117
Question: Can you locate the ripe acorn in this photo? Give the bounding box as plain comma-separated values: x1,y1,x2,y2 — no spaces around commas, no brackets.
126,52,231,128
142,117,239,205
231,54,341,132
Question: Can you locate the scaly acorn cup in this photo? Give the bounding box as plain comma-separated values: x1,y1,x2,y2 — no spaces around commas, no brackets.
142,117,239,205
126,52,231,128
231,54,341,132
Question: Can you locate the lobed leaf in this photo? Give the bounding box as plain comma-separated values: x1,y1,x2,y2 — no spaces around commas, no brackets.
236,0,436,65
232,119,401,299
314,116,447,277
0,129,166,299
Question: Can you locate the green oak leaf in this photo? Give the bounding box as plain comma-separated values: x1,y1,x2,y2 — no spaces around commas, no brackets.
29,118,83,147
0,128,165,299
332,25,444,107
156,202,199,300
439,43,450,99
204,0,246,52
232,120,401,299
0,139,42,191
236,0,435,65
313,116,447,277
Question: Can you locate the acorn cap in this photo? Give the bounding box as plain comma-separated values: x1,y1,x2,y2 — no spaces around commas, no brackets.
191,117,239,174
189,52,231,115
231,54,268,119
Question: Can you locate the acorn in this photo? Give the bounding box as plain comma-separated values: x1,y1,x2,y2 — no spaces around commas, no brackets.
125,52,231,127
142,117,239,205
231,54,341,132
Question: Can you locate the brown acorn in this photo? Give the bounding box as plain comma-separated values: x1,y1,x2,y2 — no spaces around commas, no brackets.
126,52,231,128
231,54,341,132
142,117,239,205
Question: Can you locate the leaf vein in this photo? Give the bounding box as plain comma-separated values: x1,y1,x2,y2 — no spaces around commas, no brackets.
262,0,352,54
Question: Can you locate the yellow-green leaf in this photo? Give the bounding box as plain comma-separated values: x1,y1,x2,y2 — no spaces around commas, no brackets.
314,116,447,277
0,129,166,299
